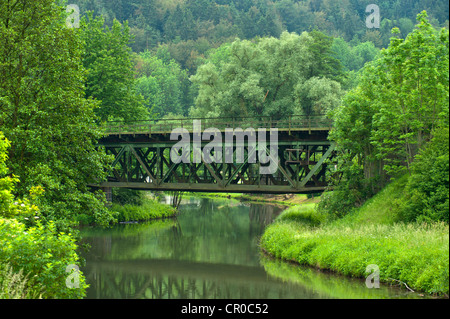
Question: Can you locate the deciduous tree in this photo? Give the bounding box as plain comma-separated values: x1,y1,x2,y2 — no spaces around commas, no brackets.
0,0,114,229
80,12,148,122
190,31,343,119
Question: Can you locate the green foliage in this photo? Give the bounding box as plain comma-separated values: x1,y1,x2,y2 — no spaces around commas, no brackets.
317,171,380,220
0,132,41,221
261,220,449,295
0,132,8,176
0,219,88,299
331,38,380,73
321,13,449,218
111,198,177,223
72,0,448,130
0,0,115,230
0,133,15,218
399,126,450,223
80,12,149,122
370,12,449,176
2,133,86,299
112,188,144,206
76,0,449,53
294,76,343,117
0,263,41,299
307,30,344,83
154,38,219,75
74,1,447,123
164,4,197,41
190,31,344,119
135,51,191,117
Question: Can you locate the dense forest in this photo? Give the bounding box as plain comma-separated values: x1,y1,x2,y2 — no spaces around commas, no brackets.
0,0,448,299
77,0,449,51
73,0,449,118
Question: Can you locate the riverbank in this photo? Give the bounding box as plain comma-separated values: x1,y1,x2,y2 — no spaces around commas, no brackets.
259,179,449,297
111,192,311,224
111,197,178,223
196,192,321,207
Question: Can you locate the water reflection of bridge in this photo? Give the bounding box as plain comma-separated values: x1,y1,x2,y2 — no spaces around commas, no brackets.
84,259,317,299
81,199,305,299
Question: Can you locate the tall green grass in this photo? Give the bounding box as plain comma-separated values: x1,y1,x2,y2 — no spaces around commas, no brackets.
275,203,326,226
335,175,409,226
261,221,449,295
111,198,177,223
260,177,450,296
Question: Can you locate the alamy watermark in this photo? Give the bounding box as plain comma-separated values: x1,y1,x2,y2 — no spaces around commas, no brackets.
366,4,380,29
170,120,279,175
66,4,80,29
65,264,80,289
365,264,380,289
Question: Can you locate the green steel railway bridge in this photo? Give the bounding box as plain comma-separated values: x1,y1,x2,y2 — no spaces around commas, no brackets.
92,116,336,196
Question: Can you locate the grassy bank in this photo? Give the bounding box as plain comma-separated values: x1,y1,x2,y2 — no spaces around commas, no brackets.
111,198,178,223
196,192,321,207
260,179,449,296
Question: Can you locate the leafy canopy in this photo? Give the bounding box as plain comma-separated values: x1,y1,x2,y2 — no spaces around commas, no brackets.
320,11,449,220
80,12,149,122
0,0,115,230
135,50,191,117
190,31,344,120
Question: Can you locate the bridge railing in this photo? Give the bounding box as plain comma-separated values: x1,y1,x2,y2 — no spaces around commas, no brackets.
102,115,333,136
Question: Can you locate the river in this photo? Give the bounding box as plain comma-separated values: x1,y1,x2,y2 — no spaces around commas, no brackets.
80,196,426,299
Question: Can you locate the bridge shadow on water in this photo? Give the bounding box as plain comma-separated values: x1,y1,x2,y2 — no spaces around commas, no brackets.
80,197,425,299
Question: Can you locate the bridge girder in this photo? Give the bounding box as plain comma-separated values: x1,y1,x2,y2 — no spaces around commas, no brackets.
92,128,336,194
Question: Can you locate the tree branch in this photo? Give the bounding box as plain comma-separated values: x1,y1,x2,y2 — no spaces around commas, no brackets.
387,278,415,292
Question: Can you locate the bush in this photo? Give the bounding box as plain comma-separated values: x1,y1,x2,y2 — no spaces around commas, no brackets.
319,126,449,224
112,198,177,223
112,188,144,206
276,204,326,226
317,161,381,219
0,263,41,299
400,126,449,223
0,219,87,299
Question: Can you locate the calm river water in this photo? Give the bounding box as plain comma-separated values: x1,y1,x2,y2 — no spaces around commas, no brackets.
80,197,425,299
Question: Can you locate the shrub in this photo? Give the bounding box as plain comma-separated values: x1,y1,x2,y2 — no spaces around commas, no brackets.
400,126,449,223
112,188,144,206
317,161,381,219
0,219,88,299
0,263,41,299
112,198,177,223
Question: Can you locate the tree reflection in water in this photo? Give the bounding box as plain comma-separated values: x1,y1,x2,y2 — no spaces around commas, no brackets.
80,197,424,299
